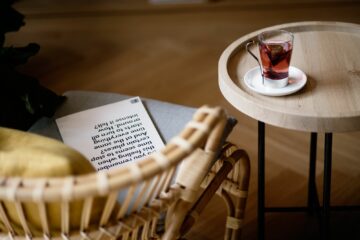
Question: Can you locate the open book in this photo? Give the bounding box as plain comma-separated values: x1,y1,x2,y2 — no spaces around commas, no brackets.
56,97,165,171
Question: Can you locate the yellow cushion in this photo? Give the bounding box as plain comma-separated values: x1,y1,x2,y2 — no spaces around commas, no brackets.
0,127,95,177
0,127,104,236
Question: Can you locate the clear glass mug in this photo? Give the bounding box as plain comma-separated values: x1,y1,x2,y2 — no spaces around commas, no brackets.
246,30,294,88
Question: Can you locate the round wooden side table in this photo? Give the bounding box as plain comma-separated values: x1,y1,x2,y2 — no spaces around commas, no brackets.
218,21,360,239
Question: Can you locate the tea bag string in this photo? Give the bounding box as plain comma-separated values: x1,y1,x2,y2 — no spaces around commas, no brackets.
246,40,265,85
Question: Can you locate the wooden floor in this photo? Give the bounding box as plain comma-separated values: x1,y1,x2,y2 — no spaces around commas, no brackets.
8,0,360,239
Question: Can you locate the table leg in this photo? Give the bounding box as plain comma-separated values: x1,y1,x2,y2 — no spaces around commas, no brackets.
256,129,340,239
258,121,265,240
322,133,333,239
308,132,318,214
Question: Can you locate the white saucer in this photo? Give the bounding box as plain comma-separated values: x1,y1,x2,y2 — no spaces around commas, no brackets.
243,66,307,97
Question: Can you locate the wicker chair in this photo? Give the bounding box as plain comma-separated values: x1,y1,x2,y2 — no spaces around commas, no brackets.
0,93,250,240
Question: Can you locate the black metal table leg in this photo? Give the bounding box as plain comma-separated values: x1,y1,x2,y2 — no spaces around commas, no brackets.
258,121,265,240
256,128,357,238
308,132,318,214
322,133,333,239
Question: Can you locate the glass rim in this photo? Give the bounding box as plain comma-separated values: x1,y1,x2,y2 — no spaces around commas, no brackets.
258,29,294,43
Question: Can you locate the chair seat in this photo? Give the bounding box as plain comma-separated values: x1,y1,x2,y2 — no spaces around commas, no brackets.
28,90,238,214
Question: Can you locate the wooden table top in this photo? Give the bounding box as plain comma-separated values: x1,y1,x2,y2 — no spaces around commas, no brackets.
219,21,360,133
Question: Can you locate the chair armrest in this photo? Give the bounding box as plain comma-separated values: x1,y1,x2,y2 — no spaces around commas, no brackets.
179,142,250,237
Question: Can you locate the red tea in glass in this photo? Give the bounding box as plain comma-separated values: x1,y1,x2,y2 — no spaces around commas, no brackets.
258,30,294,88
246,30,294,88
259,40,293,80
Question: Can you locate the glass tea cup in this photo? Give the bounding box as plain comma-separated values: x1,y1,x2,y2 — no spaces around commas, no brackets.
246,30,294,88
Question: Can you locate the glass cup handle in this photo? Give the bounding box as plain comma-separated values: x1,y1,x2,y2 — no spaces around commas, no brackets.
246,40,264,85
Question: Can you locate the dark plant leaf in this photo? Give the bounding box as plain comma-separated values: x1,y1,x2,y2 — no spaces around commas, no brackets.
0,0,24,47
0,0,64,130
0,43,40,67
0,0,25,35
0,68,65,130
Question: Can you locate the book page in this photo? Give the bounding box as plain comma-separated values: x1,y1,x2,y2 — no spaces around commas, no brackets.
56,97,164,171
